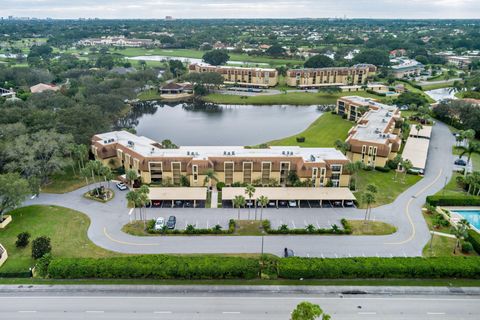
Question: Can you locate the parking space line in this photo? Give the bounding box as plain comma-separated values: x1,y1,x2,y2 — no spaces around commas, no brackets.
316,221,320,228
206,220,209,229
291,220,296,228
184,220,188,228
304,220,308,227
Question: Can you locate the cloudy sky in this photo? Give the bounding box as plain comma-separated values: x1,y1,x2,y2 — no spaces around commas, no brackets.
2,0,480,19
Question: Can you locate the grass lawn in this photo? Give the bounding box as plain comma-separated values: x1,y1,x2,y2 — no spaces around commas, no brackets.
423,235,478,257
0,205,120,274
347,220,397,235
420,81,456,91
267,113,353,148
435,172,470,197
354,170,422,208
422,210,452,235
202,91,380,106
42,167,93,194
138,89,162,101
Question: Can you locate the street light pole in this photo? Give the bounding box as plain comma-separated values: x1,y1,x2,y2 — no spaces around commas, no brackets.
261,235,264,256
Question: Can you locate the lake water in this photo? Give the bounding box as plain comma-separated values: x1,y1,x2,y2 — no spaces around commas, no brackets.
425,87,457,102
127,55,269,66
122,103,322,146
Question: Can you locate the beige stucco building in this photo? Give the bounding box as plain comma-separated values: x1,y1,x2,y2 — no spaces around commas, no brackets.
92,131,351,188
188,63,278,88
286,64,377,88
337,96,402,167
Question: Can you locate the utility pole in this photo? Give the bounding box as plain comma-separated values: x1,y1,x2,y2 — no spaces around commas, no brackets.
261,235,264,256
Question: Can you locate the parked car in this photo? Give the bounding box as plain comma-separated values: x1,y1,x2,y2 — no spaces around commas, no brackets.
455,158,467,166
268,201,276,208
167,216,176,229
116,182,128,191
344,200,355,207
284,247,295,257
288,200,297,207
151,200,162,207
154,217,165,230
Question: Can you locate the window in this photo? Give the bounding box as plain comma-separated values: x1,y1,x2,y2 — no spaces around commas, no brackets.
261,162,271,185
243,162,253,184
149,162,163,183
331,165,342,172
192,165,198,182
224,162,234,185
171,162,181,186
312,167,318,187
361,145,367,161
320,168,326,187
280,162,290,186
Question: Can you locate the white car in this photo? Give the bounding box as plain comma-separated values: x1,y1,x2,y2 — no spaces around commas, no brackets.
154,217,165,230
288,200,297,207
116,182,128,191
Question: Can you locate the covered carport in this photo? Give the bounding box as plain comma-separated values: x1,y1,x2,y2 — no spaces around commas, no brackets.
148,187,207,208
222,187,356,208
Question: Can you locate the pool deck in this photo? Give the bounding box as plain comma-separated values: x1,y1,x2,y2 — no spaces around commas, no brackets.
442,206,480,233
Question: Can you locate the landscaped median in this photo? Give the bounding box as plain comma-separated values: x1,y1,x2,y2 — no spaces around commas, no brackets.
40,255,480,280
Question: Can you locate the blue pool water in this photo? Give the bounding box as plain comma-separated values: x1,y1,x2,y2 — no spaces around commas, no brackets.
451,210,480,230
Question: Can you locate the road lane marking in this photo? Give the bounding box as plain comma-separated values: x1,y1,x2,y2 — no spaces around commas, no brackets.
86,310,104,313
427,312,446,315
103,228,162,246
358,312,377,315
18,311,37,313
222,311,241,314
385,169,443,245
154,311,173,314
291,220,296,228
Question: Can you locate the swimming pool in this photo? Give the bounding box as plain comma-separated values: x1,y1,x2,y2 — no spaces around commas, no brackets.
450,210,480,230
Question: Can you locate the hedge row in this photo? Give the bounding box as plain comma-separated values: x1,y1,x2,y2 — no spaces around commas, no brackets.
467,230,480,255
261,219,352,235
278,257,480,279
48,255,259,279
426,195,480,207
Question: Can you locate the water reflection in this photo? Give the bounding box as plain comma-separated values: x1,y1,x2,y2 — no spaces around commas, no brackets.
119,101,323,146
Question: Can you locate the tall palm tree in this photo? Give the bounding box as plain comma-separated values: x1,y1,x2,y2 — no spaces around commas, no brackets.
362,192,376,223
203,168,218,187
415,124,423,137
233,195,246,220
258,195,269,221
452,219,469,254
126,169,138,188
401,159,413,182
244,184,256,220
460,142,479,167
344,161,364,191
126,190,139,221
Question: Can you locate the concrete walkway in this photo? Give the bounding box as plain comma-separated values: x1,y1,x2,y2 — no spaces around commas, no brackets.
25,122,455,258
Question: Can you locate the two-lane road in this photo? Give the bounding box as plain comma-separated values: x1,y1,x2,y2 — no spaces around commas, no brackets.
0,293,478,319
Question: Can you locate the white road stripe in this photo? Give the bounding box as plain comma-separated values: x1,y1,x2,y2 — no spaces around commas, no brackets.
18,311,37,313
358,312,377,315
427,312,446,315
222,311,241,314
291,220,296,228
154,311,173,314
86,311,104,313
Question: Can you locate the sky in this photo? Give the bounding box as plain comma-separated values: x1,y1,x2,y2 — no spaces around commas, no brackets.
2,0,480,19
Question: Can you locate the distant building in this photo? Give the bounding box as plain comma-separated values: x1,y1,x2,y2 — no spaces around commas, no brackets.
159,82,193,95
446,56,473,69
336,96,402,167
389,49,407,58
30,83,60,94
78,36,155,48
286,64,377,88
165,16,173,21
189,63,278,88
390,58,424,79
110,67,137,75
213,41,226,50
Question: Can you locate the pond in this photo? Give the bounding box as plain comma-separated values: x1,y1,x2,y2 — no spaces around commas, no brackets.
119,102,324,146
127,55,269,66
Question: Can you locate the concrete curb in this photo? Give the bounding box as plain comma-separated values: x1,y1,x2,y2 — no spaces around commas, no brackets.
1,285,479,296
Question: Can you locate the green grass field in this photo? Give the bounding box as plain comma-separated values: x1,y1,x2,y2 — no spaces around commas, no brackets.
41,167,99,194
0,205,120,274
423,235,478,257
354,170,422,208
267,113,353,148
348,220,397,235
203,91,380,106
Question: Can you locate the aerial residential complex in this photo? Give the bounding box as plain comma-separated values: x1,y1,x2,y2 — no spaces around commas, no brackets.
337,96,402,167
91,131,351,188
188,63,279,87
285,64,377,88
390,58,425,78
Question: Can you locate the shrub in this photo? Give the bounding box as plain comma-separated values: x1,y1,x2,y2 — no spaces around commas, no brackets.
467,230,480,254
296,136,306,143
278,257,480,279
48,255,260,279
462,241,474,254
31,236,52,259
15,232,31,248
216,182,225,191
374,166,390,172
426,195,480,207
36,253,53,277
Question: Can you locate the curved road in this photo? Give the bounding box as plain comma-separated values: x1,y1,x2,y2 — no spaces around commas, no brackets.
26,122,454,257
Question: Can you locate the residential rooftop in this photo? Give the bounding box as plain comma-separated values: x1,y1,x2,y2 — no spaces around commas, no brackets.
94,131,348,163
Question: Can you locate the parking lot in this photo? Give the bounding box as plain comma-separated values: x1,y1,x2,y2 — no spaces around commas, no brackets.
147,200,206,209
143,207,355,231
221,199,355,209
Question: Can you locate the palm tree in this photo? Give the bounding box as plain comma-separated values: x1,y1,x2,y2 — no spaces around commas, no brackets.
463,129,476,145
401,159,413,182
126,190,139,221
452,219,470,254
244,184,256,220
362,192,376,224
203,168,218,187
233,195,246,220
344,161,364,191
137,185,150,224
460,142,479,167
415,124,423,137
126,169,138,188
258,195,269,221
455,130,465,147
334,139,350,155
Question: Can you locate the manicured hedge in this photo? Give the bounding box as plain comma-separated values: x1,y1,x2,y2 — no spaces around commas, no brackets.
467,230,480,255
261,219,352,235
48,255,259,279
278,257,480,279
426,195,480,207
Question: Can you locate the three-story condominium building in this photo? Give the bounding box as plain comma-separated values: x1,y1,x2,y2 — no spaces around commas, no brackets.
91,131,351,187
286,64,377,88
188,63,278,88
337,96,402,167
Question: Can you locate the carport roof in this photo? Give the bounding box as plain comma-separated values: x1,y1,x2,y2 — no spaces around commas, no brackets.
148,187,207,200
222,187,356,201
